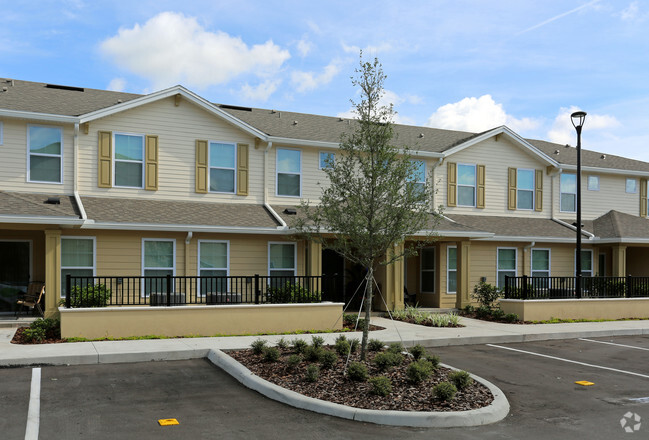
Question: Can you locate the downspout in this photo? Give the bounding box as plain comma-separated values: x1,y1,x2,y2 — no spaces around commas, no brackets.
73,122,88,222
262,141,287,228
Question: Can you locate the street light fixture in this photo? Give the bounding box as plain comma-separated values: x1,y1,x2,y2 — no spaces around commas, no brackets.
571,110,587,298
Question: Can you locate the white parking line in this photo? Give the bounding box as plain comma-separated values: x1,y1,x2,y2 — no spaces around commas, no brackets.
486,344,649,380
579,338,649,351
25,367,41,440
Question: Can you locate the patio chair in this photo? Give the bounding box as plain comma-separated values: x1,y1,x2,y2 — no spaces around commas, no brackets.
15,282,45,316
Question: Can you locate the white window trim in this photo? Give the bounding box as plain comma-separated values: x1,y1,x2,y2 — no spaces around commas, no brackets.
27,124,63,184
559,173,577,213
276,148,302,197
626,178,638,194
516,168,535,210
318,151,335,170
457,163,476,207
141,238,176,297
587,175,599,191
268,242,297,276
530,248,551,277
208,141,237,194
420,247,435,294
60,236,97,299
497,247,518,289
446,245,457,294
113,132,145,189
575,249,594,277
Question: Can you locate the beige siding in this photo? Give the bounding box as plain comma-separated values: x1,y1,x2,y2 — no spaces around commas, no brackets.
77,98,263,203
0,118,74,193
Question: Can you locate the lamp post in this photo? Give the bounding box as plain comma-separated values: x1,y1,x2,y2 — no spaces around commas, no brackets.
571,110,587,299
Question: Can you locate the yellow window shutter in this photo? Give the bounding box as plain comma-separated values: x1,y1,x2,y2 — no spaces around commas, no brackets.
535,169,543,211
237,143,249,196
144,135,159,191
476,164,485,209
97,131,112,188
447,162,457,207
641,179,647,218
195,140,208,193
508,167,517,210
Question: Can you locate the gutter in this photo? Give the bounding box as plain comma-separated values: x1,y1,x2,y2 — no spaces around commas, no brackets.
79,222,289,235
262,141,288,229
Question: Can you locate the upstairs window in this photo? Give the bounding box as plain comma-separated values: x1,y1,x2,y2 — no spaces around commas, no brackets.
517,169,534,210
626,178,637,194
409,160,426,196
587,175,599,191
319,151,335,170
457,164,476,207
277,148,301,197
560,173,576,212
28,125,62,183
209,142,236,193
114,133,144,188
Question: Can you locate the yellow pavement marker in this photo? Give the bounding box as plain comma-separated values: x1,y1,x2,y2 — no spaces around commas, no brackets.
158,419,179,426
575,380,595,386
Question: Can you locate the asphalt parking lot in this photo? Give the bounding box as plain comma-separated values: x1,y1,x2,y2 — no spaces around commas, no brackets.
1,335,648,440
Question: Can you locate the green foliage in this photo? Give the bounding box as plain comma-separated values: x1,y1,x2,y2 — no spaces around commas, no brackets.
475,306,492,319
425,354,441,369
409,344,426,361
343,313,366,329
266,282,321,304
287,354,301,369
22,327,46,343
392,305,461,327
263,347,281,362
463,304,475,314
448,370,473,390
504,313,520,323
346,361,369,382
471,281,501,310
387,342,404,354
369,376,392,397
334,338,351,356
311,335,325,348
433,381,457,401
373,351,403,372
320,350,338,369
68,284,111,307
349,338,359,353
303,345,324,362
491,309,505,320
276,337,289,349
406,359,433,384
292,338,308,353
251,338,268,355
368,339,385,352
23,318,60,342
305,364,320,382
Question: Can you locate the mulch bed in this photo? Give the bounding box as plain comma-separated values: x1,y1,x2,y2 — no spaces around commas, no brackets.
389,317,463,328
11,327,66,344
228,346,493,412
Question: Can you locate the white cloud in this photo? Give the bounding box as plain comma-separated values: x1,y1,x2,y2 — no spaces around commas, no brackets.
107,77,126,92
100,11,290,90
619,1,648,21
426,95,540,133
547,106,620,145
296,38,312,57
291,59,342,93
342,42,392,55
239,79,281,102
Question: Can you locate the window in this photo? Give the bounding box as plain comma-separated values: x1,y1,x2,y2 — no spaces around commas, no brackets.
209,142,236,193
409,160,426,196
61,238,95,298
576,249,593,277
319,151,335,170
457,164,476,206
269,243,296,277
531,249,550,278
28,125,62,183
587,175,599,191
420,247,435,293
276,148,301,196
626,178,637,194
517,169,534,210
198,241,229,295
114,133,144,188
142,239,175,296
560,173,576,212
447,246,457,293
497,248,517,289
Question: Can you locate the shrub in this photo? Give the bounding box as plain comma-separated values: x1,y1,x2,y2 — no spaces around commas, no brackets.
251,339,267,355
292,338,308,354
504,313,520,323
387,342,404,354
471,281,501,310
303,345,324,362
68,284,111,307
463,304,475,314
311,335,325,348
263,347,280,362
28,318,61,340
448,370,473,390
276,337,289,350
425,354,441,369
373,352,403,372
369,376,392,397
287,354,301,369
409,344,426,360
406,359,433,384
433,381,457,401
346,361,369,382
266,281,321,303
305,364,320,382
335,334,348,343
320,350,338,369
475,306,492,319
368,339,384,352
334,338,351,356
349,338,359,353
343,313,367,329
491,309,505,320
22,327,46,343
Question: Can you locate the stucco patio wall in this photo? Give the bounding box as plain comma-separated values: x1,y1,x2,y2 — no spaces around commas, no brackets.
500,298,649,322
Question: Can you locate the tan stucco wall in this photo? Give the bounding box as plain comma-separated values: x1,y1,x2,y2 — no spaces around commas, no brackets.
60,303,344,339
500,298,649,321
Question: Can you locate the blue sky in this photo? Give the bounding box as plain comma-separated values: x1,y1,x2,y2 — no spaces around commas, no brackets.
2,1,648,160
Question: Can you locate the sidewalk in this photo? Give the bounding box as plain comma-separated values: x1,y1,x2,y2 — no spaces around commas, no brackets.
1,316,648,367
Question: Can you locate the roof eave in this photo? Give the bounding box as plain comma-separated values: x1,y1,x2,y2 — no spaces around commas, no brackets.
80,221,287,234
560,164,649,177
0,109,79,123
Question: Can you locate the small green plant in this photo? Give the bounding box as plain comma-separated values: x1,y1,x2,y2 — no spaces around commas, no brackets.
266,281,321,303
292,338,308,353
463,304,475,314
387,342,404,354
305,364,320,382
320,350,338,369
26,318,61,341
276,337,289,349
406,359,433,384
303,345,324,362
311,335,325,348
475,305,492,319
373,351,403,372
68,283,111,307
343,313,366,329
369,376,392,396
433,381,457,401
368,339,384,352
425,354,441,369
287,354,301,369
471,281,501,310
504,313,520,323
491,309,505,320
251,338,268,355
22,327,46,343
346,361,369,381
334,338,351,356
335,334,348,343
448,370,473,390
263,347,280,362
409,344,426,361
349,338,359,353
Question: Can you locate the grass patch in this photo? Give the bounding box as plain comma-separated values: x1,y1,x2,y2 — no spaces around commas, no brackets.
528,317,649,324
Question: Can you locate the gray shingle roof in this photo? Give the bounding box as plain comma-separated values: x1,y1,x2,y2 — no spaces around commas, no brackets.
447,214,590,238
592,210,649,239
0,191,80,218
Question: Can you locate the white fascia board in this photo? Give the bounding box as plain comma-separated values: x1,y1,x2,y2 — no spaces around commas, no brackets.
0,215,84,225
81,221,289,235
0,109,78,124
559,164,649,177
405,230,494,239
79,86,267,140
269,136,444,158
443,126,559,167
474,235,594,243
593,237,649,244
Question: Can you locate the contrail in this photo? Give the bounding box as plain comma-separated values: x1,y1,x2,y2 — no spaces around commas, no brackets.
517,0,600,35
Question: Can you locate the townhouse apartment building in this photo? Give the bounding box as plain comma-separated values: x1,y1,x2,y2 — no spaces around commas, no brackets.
1,78,649,318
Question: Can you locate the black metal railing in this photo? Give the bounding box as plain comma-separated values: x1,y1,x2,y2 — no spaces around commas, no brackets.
64,274,338,308
504,275,649,300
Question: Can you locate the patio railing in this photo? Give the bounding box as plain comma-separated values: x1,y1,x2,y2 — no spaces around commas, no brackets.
64,274,338,308
504,275,649,300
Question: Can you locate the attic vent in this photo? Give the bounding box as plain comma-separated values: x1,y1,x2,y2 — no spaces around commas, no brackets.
419,133,425,138
45,83,84,92
554,149,560,154
339,117,344,122
219,104,252,112
565,144,571,148
44,197,61,205
283,208,297,215
293,120,298,125
1,87,6,92
601,154,606,159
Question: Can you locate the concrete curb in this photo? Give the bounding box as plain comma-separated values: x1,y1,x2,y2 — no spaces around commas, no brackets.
208,349,510,428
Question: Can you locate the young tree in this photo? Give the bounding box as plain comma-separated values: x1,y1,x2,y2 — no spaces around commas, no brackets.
293,55,440,360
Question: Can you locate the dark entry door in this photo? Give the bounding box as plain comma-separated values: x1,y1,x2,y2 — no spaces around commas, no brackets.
0,241,31,312
322,249,345,303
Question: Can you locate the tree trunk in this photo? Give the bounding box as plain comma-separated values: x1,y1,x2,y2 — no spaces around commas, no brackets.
360,266,373,361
